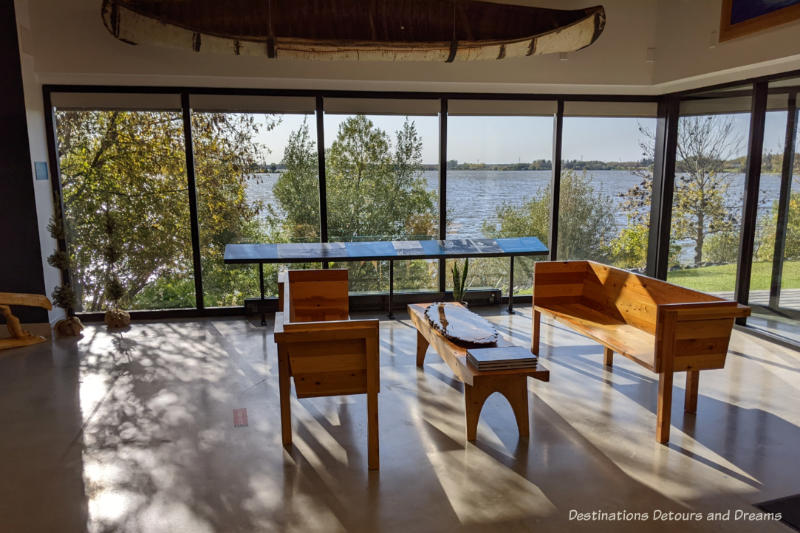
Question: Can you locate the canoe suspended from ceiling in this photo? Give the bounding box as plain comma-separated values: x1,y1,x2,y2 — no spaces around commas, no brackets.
101,0,606,62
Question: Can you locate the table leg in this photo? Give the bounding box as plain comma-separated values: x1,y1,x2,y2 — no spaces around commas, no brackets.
507,256,515,314
465,375,529,441
277,344,292,447
416,330,429,368
259,263,266,326
685,370,699,414
388,260,394,319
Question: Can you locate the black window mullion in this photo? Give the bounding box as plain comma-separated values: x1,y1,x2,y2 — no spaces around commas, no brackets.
181,92,204,310
734,81,769,323
646,96,679,280
438,97,447,293
316,96,328,244
548,99,564,261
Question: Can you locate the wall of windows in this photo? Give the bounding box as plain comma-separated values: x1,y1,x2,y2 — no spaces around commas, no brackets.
446,101,555,297
53,94,196,311
44,78,800,331
559,102,657,270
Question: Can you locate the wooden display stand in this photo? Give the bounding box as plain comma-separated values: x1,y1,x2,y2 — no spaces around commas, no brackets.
409,303,549,441
0,292,52,351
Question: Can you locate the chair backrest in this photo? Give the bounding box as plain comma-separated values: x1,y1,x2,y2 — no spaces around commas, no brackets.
286,269,349,322
279,319,379,398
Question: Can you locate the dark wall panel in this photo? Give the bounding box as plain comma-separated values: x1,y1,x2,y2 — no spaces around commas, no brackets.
0,1,48,323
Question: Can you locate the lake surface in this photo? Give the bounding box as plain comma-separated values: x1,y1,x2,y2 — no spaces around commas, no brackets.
248,169,782,263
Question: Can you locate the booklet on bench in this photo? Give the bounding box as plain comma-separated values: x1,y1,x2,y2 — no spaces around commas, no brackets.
466,346,537,371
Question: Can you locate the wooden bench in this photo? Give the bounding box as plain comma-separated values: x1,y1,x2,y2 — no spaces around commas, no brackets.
531,261,750,443
274,270,380,470
409,303,549,441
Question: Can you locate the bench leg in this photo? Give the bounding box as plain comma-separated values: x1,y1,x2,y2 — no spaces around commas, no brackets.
685,370,699,414
416,331,429,368
604,347,613,367
465,376,529,441
656,370,673,444
367,385,379,471
531,310,541,355
277,345,293,447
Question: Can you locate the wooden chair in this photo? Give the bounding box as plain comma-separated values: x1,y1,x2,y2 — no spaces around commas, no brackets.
0,292,53,351
274,269,380,470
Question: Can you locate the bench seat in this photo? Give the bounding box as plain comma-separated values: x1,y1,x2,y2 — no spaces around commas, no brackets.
536,302,656,371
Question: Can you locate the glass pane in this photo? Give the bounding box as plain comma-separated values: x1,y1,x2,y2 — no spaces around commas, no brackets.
666,107,752,295
749,109,788,307
323,112,439,293
55,109,195,311
446,114,554,296
559,114,657,270
191,111,320,306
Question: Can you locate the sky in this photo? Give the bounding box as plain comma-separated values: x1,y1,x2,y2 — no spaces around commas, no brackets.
253,110,791,166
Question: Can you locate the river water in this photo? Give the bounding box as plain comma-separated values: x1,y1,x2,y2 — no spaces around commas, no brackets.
248,169,782,262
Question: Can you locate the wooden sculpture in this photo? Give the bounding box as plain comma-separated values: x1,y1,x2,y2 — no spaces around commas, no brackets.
423,302,498,345
0,292,53,351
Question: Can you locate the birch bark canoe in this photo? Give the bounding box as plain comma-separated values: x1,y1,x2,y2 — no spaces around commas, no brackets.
101,0,605,61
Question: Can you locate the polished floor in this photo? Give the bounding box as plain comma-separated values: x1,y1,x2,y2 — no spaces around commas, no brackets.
1,305,799,532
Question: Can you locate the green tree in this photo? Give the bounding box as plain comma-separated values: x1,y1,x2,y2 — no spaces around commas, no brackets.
757,184,800,262
268,119,320,242
56,110,266,310
620,116,743,267
673,116,742,264
484,170,616,283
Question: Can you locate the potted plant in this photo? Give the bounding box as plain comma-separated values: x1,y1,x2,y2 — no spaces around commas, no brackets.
102,211,130,329
47,211,83,337
451,258,470,305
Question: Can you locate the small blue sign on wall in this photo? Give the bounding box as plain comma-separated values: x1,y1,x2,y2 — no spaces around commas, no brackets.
34,161,48,181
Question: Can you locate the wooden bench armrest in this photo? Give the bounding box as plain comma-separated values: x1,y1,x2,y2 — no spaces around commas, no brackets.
275,318,378,343
659,301,751,320
0,292,52,310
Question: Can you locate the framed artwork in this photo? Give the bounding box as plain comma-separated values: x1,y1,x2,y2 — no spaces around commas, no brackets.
720,0,800,41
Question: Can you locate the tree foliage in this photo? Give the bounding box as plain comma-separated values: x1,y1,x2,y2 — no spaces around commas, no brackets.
485,170,617,282
57,110,267,311
620,115,743,267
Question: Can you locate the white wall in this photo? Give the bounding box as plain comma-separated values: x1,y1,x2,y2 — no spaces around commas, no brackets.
16,0,64,325
25,0,660,93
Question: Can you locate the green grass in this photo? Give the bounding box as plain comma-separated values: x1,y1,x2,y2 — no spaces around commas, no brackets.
666,260,800,293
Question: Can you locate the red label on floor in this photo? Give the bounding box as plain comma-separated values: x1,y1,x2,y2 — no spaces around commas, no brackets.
233,408,248,427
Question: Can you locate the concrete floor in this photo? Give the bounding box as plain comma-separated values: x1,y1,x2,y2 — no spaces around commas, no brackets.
1,305,799,532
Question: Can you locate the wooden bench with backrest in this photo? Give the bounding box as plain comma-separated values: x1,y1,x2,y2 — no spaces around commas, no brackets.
531,261,750,443
273,269,380,470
